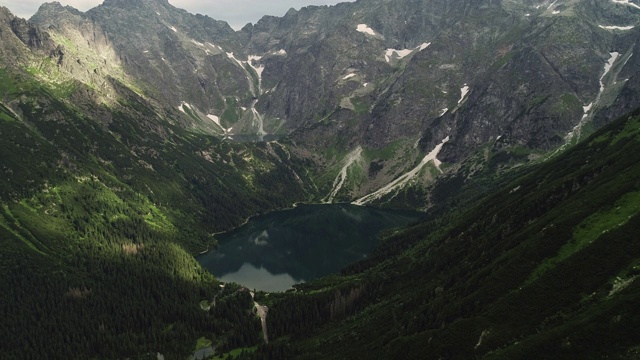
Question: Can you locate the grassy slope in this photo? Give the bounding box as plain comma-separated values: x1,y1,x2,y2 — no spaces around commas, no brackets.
256,110,640,359
0,59,311,358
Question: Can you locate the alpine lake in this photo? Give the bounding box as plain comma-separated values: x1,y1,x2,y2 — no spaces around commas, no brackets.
196,203,423,292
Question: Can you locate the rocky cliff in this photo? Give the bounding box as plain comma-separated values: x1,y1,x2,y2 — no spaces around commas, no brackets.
25,0,640,204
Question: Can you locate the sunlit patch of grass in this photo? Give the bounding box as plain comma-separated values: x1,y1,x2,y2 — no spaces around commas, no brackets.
194,336,212,351
528,190,640,283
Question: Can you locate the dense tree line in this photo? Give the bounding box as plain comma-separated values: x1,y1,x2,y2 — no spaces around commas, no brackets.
244,112,640,359
1,57,315,359
0,207,264,359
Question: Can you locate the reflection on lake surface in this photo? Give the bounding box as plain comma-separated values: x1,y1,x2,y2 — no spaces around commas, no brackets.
196,203,422,292
218,263,299,292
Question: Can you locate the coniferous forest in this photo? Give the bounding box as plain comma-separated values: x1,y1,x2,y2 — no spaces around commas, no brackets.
2,0,640,358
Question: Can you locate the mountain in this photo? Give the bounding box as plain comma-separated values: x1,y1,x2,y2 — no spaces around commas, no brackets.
260,108,640,359
27,0,640,204
0,4,311,358
0,0,639,358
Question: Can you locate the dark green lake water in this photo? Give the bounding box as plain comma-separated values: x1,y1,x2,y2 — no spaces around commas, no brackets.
196,203,422,292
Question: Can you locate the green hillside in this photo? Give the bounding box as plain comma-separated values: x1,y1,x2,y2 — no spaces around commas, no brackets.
0,61,310,358
254,110,640,359
2,0,640,358
3,60,640,359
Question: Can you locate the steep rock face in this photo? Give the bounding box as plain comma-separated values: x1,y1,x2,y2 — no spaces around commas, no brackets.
0,14,313,357
242,0,640,203
29,2,130,104
27,0,640,204
29,0,640,148
31,0,258,135
9,17,52,50
239,0,640,154
0,7,53,64
0,5,312,238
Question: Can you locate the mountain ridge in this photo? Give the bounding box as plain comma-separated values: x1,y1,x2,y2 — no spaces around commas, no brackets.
260,108,640,359
17,0,640,205
1,0,640,358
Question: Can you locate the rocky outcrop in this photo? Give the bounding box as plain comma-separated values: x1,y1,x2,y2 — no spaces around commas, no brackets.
22,0,640,202
9,17,52,50
0,7,50,65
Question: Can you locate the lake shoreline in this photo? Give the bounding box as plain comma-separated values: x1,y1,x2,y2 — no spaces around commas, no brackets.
196,203,424,292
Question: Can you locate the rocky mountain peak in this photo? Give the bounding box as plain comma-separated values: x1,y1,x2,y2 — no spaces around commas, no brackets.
10,18,50,49
0,6,15,22
37,1,65,10
36,1,84,15
0,6,53,52
100,0,171,11
30,2,84,28
20,0,640,202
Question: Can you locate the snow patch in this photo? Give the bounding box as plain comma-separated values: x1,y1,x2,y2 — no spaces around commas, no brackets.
207,114,231,134
356,24,377,36
250,99,267,140
610,276,639,296
274,49,287,56
169,26,177,32
567,52,620,142
191,39,205,47
552,10,561,14
418,42,431,51
611,0,640,10
343,73,356,80
207,42,223,51
458,85,470,106
247,55,265,83
325,147,363,203
599,25,635,30
254,65,266,83
226,53,265,94
475,330,490,349
207,114,220,123
600,52,620,93
385,48,413,62
178,101,192,113
226,52,244,67
353,136,450,205
439,108,449,117
384,43,431,63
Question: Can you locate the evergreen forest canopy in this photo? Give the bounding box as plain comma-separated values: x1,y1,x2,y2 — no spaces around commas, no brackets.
0,0,640,358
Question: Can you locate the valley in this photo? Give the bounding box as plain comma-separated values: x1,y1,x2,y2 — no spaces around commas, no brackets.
0,0,639,359
196,203,422,291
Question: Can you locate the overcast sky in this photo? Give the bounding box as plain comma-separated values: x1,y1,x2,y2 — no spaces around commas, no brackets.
0,0,353,29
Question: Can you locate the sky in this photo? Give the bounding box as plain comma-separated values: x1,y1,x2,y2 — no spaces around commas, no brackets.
0,0,353,29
